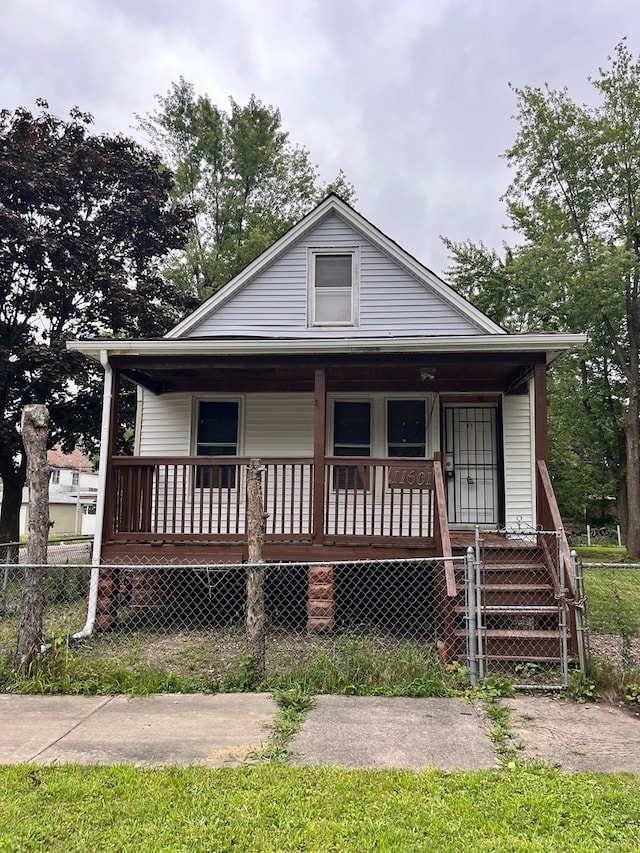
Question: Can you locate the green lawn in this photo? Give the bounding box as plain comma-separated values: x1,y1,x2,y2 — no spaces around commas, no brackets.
0,765,638,852
581,567,640,636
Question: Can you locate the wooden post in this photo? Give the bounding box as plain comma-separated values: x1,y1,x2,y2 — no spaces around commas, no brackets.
312,368,326,544
14,404,49,671
246,458,266,680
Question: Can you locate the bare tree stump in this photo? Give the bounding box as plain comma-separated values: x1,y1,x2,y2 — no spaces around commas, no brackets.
246,458,266,681
14,404,50,671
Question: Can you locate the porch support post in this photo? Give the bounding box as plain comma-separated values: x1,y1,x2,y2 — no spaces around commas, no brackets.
313,368,326,544
96,364,121,632
307,564,335,633
534,362,549,530
533,362,549,464
75,353,118,638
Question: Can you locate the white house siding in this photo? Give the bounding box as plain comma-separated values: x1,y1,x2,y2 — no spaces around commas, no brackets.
244,394,314,456
137,392,316,536
186,212,484,338
138,392,192,456
502,389,535,529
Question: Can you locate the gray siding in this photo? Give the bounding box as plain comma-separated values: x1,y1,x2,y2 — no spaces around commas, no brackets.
186,212,483,338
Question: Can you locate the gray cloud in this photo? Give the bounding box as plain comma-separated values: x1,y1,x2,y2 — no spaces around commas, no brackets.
1,0,636,275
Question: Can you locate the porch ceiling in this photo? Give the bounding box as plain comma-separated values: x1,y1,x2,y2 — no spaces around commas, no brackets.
109,351,546,395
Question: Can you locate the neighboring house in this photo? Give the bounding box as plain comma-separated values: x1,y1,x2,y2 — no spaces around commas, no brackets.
69,195,586,657
19,444,98,536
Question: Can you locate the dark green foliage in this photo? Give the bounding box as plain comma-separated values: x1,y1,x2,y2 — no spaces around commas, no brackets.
0,101,193,544
444,43,640,546
140,79,355,300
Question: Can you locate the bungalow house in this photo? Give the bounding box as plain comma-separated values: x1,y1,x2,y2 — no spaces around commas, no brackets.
69,195,585,660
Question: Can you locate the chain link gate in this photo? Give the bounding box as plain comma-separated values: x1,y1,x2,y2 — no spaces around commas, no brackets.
465,527,573,689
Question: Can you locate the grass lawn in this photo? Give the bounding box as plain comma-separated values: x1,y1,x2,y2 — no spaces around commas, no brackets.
0,764,639,852
582,566,640,636
0,671,637,850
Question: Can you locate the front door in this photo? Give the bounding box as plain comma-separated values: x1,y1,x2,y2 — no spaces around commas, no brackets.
443,405,502,525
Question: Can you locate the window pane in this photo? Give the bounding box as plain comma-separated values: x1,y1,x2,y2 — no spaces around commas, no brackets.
387,400,426,456
334,401,371,447
197,401,239,444
388,446,425,458
315,289,352,323
315,255,352,288
196,402,239,488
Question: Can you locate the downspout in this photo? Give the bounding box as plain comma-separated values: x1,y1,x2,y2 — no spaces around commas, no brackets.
73,350,113,639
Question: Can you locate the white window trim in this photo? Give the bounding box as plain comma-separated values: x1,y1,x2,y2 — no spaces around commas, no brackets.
307,246,360,328
327,393,434,458
192,396,245,455
191,396,245,490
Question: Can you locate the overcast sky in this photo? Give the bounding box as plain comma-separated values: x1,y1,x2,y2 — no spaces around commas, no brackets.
2,0,637,277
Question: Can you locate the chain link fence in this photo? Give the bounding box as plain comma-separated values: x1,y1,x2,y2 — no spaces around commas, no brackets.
578,560,640,675
1,539,639,693
461,529,574,689
0,553,464,688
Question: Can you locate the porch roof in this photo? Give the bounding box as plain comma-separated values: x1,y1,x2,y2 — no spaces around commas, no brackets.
68,332,586,363
68,333,587,396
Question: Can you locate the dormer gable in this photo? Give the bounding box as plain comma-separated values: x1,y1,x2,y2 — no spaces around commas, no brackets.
167,194,506,340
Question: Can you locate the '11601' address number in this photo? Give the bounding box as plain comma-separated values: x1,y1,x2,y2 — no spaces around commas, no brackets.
387,464,434,489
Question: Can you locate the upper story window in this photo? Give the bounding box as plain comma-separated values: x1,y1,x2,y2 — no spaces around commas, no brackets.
308,247,359,327
50,469,60,485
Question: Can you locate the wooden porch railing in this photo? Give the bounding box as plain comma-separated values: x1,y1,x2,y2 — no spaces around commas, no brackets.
107,455,445,546
109,456,315,541
537,459,577,652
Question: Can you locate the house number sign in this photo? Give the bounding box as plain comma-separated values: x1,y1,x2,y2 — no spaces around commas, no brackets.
388,463,434,489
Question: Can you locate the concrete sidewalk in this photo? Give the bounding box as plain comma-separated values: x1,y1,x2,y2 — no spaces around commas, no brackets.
0,693,638,772
0,694,276,767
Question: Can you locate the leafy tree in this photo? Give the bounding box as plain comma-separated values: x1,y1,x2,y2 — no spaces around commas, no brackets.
0,101,193,547
139,79,355,301
445,41,640,554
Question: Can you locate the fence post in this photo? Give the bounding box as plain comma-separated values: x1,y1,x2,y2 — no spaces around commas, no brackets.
587,524,591,547
571,549,587,678
617,525,622,548
246,458,266,681
465,547,477,686
474,527,485,680
14,404,49,671
557,531,569,689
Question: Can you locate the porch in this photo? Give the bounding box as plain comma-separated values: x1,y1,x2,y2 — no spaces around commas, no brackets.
102,455,452,563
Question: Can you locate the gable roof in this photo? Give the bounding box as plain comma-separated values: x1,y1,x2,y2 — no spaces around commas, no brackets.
166,194,506,339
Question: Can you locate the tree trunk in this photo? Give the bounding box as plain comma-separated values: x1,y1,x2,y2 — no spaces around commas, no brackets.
623,390,640,559
246,458,266,681
14,405,49,671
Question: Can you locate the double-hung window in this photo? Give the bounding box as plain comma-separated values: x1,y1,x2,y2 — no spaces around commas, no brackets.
196,401,239,488
332,400,371,489
387,400,426,458
308,248,359,326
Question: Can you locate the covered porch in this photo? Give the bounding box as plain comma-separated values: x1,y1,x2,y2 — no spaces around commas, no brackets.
81,340,558,565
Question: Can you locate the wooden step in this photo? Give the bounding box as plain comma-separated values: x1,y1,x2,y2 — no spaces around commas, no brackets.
454,627,562,659
482,583,556,606
455,605,558,616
